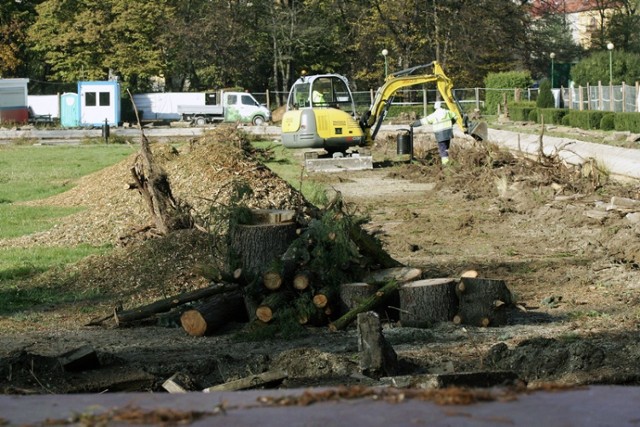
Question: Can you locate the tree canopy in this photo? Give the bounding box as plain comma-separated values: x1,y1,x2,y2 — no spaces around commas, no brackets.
4,0,640,95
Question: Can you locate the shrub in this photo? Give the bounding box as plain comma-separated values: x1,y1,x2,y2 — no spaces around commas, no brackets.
562,111,606,129
600,113,615,131
528,109,538,122
537,79,555,108
484,71,533,117
509,102,537,122
536,108,567,125
614,113,640,132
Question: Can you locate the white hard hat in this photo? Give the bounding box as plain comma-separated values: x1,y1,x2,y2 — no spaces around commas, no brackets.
434,101,442,109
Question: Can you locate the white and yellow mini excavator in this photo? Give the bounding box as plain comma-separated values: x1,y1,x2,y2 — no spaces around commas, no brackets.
281,61,487,161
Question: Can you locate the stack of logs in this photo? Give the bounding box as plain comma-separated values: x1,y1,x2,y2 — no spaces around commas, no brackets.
91,207,514,335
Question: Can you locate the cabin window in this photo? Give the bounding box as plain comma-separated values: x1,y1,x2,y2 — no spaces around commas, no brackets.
85,92,96,106
99,92,111,106
241,94,257,106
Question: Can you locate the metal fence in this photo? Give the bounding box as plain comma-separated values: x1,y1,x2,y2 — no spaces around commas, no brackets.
254,83,640,114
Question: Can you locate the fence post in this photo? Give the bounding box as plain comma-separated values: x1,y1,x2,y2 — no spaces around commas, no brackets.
370,89,374,105
585,84,589,111
610,82,614,112
598,82,603,111
622,83,626,113
266,89,270,110
423,88,427,117
475,87,480,110
637,82,640,112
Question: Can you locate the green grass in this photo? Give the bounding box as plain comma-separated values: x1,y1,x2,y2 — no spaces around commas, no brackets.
0,145,135,203
0,144,136,308
0,204,82,239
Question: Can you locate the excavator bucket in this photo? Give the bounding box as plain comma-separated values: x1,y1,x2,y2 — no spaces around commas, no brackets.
468,121,488,141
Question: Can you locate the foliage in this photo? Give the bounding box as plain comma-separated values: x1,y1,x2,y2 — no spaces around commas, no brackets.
571,50,640,86
535,108,568,125
561,111,607,130
614,112,640,132
536,79,555,108
600,113,615,131
0,0,42,77
509,102,537,122
484,70,533,115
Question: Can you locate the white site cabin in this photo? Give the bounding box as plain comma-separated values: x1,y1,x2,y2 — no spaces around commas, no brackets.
78,81,121,126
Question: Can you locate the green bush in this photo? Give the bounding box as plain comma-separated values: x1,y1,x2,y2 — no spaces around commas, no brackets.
484,71,533,117
528,109,538,122
509,102,537,122
536,108,567,125
537,79,555,108
614,113,640,132
600,113,615,131
562,111,606,129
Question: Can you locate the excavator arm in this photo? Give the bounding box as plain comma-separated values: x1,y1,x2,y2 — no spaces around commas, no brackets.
359,61,487,145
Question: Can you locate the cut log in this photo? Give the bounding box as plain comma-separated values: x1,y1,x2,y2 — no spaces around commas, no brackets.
250,209,296,224
357,311,398,378
460,270,479,278
330,280,400,331
347,224,403,269
202,370,287,392
263,271,283,291
255,293,287,323
363,267,422,285
455,277,513,327
399,278,459,328
107,283,240,326
180,290,247,337
293,272,311,290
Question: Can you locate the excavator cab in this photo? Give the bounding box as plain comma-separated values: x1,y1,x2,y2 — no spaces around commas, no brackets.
282,74,365,151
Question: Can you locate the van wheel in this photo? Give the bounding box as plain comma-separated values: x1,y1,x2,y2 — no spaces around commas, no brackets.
195,117,206,126
252,116,265,126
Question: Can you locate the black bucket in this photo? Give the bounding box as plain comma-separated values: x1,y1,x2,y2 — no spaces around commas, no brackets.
397,132,412,155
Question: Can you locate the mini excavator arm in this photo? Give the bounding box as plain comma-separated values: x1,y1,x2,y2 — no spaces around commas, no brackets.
359,61,487,145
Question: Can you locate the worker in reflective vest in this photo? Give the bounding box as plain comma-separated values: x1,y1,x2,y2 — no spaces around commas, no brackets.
412,101,458,165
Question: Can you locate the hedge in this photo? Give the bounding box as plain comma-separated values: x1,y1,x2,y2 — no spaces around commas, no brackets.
536,108,568,125
614,113,640,133
561,111,606,130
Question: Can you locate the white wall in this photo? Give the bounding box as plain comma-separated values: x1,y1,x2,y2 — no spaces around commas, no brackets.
133,93,205,120
28,95,60,118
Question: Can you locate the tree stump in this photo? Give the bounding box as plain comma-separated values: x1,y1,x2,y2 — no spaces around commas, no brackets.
363,267,422,286
180,290,247,336
399,278,458,328
453,277,513,327
230,214,297,280
339,282,377,313
357,311,398,378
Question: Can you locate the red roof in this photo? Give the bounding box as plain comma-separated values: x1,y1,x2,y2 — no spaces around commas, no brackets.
529,0,619,16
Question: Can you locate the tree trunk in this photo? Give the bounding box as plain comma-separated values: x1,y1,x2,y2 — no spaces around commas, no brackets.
399,278,458,328
108,283,240,326
339,282,376,313
330,280,400,331
454,277,513,327
357,311,398,378
180,290,247,337
231,220,297,281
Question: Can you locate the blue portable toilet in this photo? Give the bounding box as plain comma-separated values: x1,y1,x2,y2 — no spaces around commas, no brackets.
78,81,121,126
60,93,80,128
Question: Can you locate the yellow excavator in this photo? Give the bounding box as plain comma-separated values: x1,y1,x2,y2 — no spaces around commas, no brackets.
281,61,487,154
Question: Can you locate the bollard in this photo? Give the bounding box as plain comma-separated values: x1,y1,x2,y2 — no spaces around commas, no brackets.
101,118,110,144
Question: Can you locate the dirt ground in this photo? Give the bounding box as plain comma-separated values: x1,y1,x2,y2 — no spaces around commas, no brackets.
1,125,639,395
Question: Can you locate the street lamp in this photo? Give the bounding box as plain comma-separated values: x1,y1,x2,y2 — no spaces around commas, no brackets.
381,49,389,78
550,52,555,88
607,42,614,85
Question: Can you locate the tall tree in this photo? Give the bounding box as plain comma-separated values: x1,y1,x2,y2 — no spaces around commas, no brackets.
0,0,42,77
